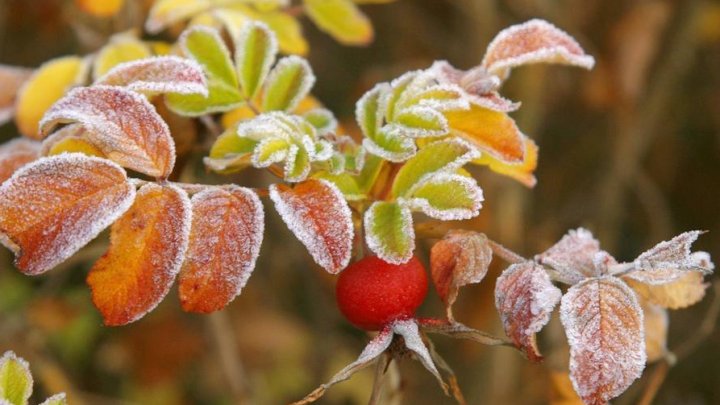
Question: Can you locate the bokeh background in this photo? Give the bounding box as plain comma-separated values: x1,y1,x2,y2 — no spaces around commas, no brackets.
1,0,719,404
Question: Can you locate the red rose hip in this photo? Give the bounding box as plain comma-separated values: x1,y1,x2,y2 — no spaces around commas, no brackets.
335,255,428,331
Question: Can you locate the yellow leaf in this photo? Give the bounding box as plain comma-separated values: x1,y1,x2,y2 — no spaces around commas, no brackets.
15,56,86,139
304,0,373,46
93,35,152,80
75,0,125,17
47,137,104,157
473,136,538,187
146,0,212,33
254,11,308,55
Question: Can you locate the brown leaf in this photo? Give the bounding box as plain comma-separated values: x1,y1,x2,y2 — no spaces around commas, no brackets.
495,262,562,361
40,85,176,178
178,187,264,313
482,19,595,80
625,231,714,284
0,154,135,275
430,230,492,319
87,183,191,326
640,299,668,363
0,139,40,183
624,271,708,309
560,277,645,405
536,228,614,285
269,179,353,273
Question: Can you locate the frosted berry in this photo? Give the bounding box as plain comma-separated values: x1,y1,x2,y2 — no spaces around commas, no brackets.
335,255,428,331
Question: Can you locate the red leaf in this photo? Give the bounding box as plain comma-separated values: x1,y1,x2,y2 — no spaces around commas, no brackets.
179,186,264,313
560,277,645,405
0,154,135,274
495,262,561,361
269,179,353,273
536,228,614,285
87,183,191,326
40,85,176,178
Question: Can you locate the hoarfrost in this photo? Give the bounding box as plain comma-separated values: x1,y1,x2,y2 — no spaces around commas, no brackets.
96,56,208,96
392,319,447,393
536,228,611,285
364,201,415,265
403,173,483,221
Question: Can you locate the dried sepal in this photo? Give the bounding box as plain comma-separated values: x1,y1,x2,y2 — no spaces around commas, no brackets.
304,0,373,46
364,201,414,264
269,179,353,273
0,154,135,275
40,85,176,179
262,56,316,112
430,230,492,318
403,173,483,221
0,350,33,405
179,186,264,313
0,139,40,184
87,183,191,326
495,261,562,362
623,231,713,284
560,276,645,405
536,228,612,285
391,318,448,394
428,60,518,112
291,326,394,405
624,271,708,309
95,56,208,96
481,19,595,80
235,21,278,99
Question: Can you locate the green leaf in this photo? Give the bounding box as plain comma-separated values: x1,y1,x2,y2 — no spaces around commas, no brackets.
392,138,479,198
313,171,364,200
303,108,337,135
356,153,383,193
355,83,387,139
304,0,373,45
39,394,67,405
362,125,416,162
364,201,414,264
404,173,483,220
205,127,258,173
235,22,278,99
384,71,418,121
392,106,448,137
284,144,311,182
166,26,243,116
262,56,315,112
252,137,291,167
398,84,469,112
0,351,33,405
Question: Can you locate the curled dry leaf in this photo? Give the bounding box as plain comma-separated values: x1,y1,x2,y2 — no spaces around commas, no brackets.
0,139,40,184
560,276,645,405
95,56,208,96
269,179,353,273
0,154,135,275
624,271,708,310
481,19,595,80
625,231,713,284
495,262,562,361
178,187,264,313
87,183,191,326
40,85,176,178
430,230,492,319
536,228,611,285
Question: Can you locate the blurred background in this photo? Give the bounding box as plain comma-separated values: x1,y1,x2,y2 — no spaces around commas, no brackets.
1,0,719,404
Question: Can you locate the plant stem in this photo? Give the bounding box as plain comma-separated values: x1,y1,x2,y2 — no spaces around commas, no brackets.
368,353,391,405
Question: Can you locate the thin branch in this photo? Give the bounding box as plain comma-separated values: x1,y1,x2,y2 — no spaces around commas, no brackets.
368,353,391,405
487,239,527,264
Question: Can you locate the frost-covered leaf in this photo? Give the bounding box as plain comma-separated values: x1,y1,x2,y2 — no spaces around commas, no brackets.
391,106,448,137
641,300,668,363
624,231,713,284
96,56,208,96
419,319,510,346
291,327,393,405
392,138,479,198
92,35,151,80
624,271,708,309
446,104,525,163
430,230,492,319
179,187,263,313
0,65,32,125
392,319,448,394
38,393,67,405
560,276,645,405
481,19,595,80
0,139,39,184
303,108,337,135
0,154,135,275
355,83,387,140
473,135,538,187
536,228,612,285
428,61,519,112
403,173,483,220
40,86,176,178
304,0,373,46
166,27,243,116
364,201,414,264
87,183,191,326
252,10,308,55
15,56,87,139
0,351,32,405
358,83,418,162
397,81,470,113
236,21,278,99
362,126,417,162
205,127,257,173
262,56,315,112
40,124,103,158
495,261,561,362
270,179,353,273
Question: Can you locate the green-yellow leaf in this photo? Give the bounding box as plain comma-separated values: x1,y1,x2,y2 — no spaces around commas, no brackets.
205,126,257,172
392,106,448,136
313,171,364,200
364,201,414,264
0,351,33,405
405,173,483,220
166,26,243,116
253,137,290,166
356,153,383,193
146,0,211,33
236,22,278,99
253,10,308,55
38,394,67,405
284,144,311,182
392,138,478,198
262,56,315,111
304,0,373,45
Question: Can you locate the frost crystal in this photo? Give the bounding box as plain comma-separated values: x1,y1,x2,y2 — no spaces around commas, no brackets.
96,56,208,96
392,319,446,392
536,228,612,284
403,173,484,221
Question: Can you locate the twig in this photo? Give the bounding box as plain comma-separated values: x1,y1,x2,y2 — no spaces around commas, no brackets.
207,311,251,404
487,239,527,264
368,353,391,405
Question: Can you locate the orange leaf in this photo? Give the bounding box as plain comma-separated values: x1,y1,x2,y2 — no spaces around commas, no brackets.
40,86,176,179
269,179,353,273
179,187,264,313
88,183,191,326
445,104,524,163
624,271,708,309
75,0,125,17
0,154,135,275
473,136,538,187
0,65,33,125
495,262,561,362
0,139,40,184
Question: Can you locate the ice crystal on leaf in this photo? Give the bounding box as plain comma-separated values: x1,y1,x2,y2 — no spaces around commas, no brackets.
536,228,612,285
364,201,414,264
95,56,208,96
0,154,135,275
0,139,40,184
